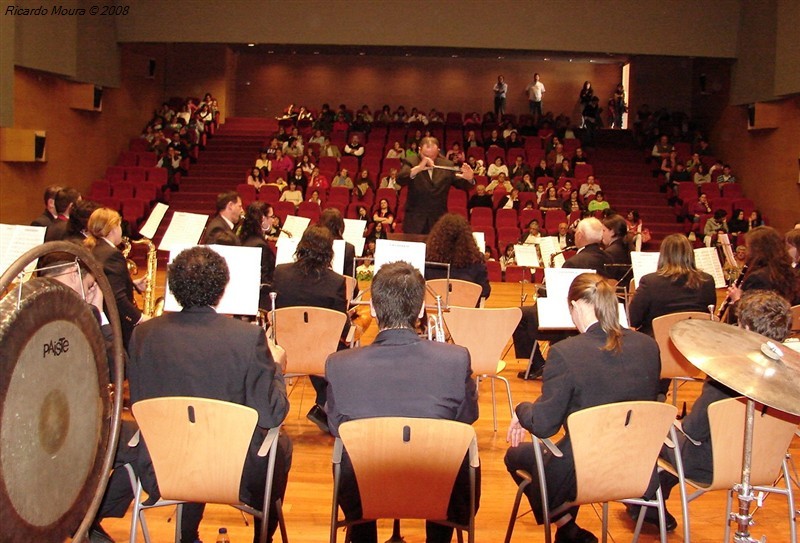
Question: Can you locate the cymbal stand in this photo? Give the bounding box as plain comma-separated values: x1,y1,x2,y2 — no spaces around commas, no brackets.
732,398,761,542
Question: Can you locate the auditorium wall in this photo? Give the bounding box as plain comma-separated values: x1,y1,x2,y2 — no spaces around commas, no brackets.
0,46,166,225
711,96,800,233
233,52,623,122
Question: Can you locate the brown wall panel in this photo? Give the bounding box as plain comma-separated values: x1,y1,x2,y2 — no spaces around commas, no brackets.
234,52,623,122
0,47,166,225
712,97,800,233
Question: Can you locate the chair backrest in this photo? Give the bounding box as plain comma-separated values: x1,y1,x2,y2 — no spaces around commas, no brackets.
132,397,257,504
791,305,800,334
425,278,483,309
651,311,709,379
568,401,677,504
274,306,347,376
444,306,522,375
707,397,799,489
338,417,477,520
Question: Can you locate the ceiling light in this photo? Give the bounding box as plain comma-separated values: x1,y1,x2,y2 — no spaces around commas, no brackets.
247,43,255,47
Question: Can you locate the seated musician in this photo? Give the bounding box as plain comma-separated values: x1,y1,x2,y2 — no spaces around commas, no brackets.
128,246,291,543
653,290,794,529
506,273,661,543
325,261,480,543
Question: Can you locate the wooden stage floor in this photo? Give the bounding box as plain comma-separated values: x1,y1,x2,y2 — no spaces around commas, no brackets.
102,282,800,543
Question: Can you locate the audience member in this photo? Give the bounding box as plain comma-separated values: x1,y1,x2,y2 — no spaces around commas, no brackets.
578,175,601,199
332,168,354,189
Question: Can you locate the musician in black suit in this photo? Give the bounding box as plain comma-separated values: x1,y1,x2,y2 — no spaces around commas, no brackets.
506,273,661,543
239,201,277,309
30,184,61,227
272,225,348,432
203,190,243,245
326,261,479,543
44,187,81,242
128,246,291,543
601,214,632,282
512,218,612,373
397,136,475,234
655,290,793,527
628,234,717,336
84,207,149,348
319,207,356,278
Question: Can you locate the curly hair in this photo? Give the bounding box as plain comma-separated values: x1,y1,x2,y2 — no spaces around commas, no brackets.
426,214,483,269
168,246,229,308
239,201,272,242
736,290,792,342
745,226,798,302
294,225,334,276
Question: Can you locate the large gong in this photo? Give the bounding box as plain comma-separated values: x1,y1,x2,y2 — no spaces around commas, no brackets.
0,242,125,542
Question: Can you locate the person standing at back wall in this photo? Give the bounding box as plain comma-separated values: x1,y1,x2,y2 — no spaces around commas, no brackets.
525,72,546,125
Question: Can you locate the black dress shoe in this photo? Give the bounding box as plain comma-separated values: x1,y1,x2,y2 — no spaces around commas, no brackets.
306,404,330,433
517,366,543,380
625,504,677,532
554,521,598,543
89,523,115,543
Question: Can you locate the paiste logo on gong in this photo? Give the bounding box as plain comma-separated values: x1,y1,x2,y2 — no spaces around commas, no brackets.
43,337,70,358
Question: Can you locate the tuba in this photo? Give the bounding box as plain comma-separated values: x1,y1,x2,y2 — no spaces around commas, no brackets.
122,237,164,317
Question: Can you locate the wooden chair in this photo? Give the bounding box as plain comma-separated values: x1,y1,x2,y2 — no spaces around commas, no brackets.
330,417,479,543
660,397,798,543
505,401,678,543
274,306,347,378
443,306,522,431
425,278,483,309
651,311,709,405
790,304,800,338
128,397,287,543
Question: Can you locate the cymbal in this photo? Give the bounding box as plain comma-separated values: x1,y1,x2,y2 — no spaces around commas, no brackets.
670,319,800,416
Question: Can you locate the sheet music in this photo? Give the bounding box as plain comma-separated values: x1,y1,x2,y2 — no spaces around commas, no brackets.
0,224,46,276
138,202,168,240
342,219,367,256
332,239,345,274
279,215,310,241
717,233,736,269
473,232,485,253
544,267,594,300
693,247,726,288
159,212,207,252
514,244,540,267
374,239,426,274
275,236,300,265
630,252,660,288
164,245,261,315
538,298,629,329
538,236,563,268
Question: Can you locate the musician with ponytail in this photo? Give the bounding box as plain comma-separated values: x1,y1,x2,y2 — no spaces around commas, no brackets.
506,273,661,543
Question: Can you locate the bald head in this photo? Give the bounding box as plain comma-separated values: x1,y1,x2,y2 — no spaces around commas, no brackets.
575,218,603,247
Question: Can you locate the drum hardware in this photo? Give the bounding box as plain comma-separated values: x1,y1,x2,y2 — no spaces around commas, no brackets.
670,319,800,542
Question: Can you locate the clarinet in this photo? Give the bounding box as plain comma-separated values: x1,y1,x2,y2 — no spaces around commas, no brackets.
715,264,748,320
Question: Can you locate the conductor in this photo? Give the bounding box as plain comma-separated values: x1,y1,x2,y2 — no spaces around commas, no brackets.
397,136,475,234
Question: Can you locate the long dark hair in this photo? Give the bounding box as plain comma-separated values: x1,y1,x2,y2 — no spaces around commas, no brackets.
426,214,484,269
656,234,706,289
294,225,334,276
239,201,271,243
745,226,798,301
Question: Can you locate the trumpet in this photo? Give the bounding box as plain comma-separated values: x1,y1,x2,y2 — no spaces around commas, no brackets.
427,294,446,342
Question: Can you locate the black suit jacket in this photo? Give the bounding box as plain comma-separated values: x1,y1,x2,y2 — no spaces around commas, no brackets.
628,272,717,336
562,243,614,278
31,210,57,228
44,219,68,242
128,306,289,502
272,263,347,313
397,155,473,234
203,215,240,245
92,240,142,347
243,235,277,309
425,261,491,301
603,239,632,281
325,328,478,437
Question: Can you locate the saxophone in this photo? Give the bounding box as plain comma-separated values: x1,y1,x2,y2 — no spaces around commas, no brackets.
122,237,164,316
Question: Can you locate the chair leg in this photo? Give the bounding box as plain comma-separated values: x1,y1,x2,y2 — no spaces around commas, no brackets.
277,499,289,543
503,478,531,543
456,528,464,543
724,488,734,543
601,502,609,543
490,376,498,432
656,487,668,543
174,503,183,543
